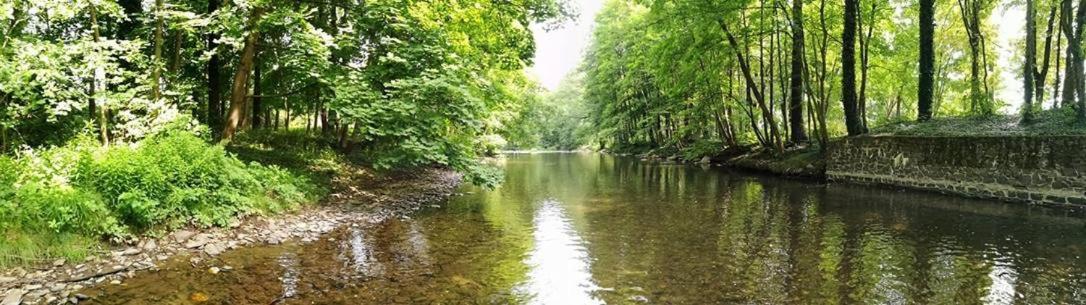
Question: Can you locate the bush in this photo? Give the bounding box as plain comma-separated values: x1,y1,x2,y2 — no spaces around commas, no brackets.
72,130,317,230
0,130,319,266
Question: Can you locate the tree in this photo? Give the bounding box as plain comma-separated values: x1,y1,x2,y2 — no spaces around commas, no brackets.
841,0,865,135
919,0,935,121
221,7,264,141
151,0,165,102
788,0,808,144
1024,0,1037,123
206,0,223,131
958,0,995,115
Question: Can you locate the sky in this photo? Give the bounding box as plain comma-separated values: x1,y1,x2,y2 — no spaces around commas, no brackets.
995,5,1027,114
528,0,605,91
529,0,1028,113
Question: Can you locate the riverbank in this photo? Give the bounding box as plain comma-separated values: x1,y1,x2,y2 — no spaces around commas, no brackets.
0,141,462,305
634,131,1086,210
632,146,826,179
723,147,825,179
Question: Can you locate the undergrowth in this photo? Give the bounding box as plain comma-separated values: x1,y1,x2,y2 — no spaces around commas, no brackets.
0,129,319,267
872,108,1086,136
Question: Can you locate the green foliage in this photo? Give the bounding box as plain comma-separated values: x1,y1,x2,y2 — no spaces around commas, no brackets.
529,73,594,150
72,130,315,230
578,0,1064,155
0,129,318,266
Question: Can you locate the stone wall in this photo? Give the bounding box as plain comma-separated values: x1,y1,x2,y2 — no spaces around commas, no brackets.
826,136,1086,207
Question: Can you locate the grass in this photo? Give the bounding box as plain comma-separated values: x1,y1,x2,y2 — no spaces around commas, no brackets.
0,232,96,267
871,108,1086,137
0,130,324,268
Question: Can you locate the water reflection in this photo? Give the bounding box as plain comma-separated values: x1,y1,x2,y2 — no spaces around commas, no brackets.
522,200,602,305
80,153,1086,305
344,227,382,276
276,252,299,299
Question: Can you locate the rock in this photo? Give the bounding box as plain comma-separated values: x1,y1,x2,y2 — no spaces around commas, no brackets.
74,293,89,300
189,292,209,303
109,280,120,285
185,234,212,249
140,240,157,252
172,230,196,243
0,277,14,284
2,289,25,305
53,259,66,267
699,156,712,164
120,248,141,256
24,289,45,300
208,267,220,275
24,284,42,291
203,243,225,256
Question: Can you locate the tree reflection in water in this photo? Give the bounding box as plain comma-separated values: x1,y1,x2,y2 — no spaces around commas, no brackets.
80,154,1086,305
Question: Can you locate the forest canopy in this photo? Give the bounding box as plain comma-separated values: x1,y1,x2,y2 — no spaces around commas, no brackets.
530,0,1086,156
0,0,571,266
0,0,572,182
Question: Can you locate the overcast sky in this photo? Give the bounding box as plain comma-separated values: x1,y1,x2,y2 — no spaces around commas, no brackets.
529,1,1028,113
528,0,604,91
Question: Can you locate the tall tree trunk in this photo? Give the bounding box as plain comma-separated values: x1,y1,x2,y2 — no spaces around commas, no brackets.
1,94,8,153
1061,0,1077,109
221,8,264,141
1075,0,1086,122
841,0,864,136
170,31,183,74
1037,5,1060,107
206,0,223,131
721,21,784,151
320,106,329,135
252,54,263,129
1055,3,1066,107
919,0,936,121
1024,0,1037,123
857,1,876,131
789,0,808,143
959,0,987,115
151,0,165,102
90,4,109,146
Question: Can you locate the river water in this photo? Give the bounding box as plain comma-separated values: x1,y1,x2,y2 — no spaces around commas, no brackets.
83,153,1086,304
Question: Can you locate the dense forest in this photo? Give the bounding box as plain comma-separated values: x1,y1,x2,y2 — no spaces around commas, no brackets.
0,0,569,265
521,0,1086,156
2,0,1085,271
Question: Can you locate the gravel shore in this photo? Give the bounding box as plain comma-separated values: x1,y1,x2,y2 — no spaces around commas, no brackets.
0,168,462,305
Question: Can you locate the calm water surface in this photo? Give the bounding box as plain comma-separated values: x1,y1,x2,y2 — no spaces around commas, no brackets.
84,153,1086,304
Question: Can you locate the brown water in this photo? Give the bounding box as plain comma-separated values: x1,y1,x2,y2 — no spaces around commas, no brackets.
83,153,1086,304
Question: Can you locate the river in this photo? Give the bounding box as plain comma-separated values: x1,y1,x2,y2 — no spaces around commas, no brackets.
82,153,1086,304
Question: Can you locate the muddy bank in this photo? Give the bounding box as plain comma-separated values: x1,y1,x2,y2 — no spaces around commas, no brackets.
0,167,461,305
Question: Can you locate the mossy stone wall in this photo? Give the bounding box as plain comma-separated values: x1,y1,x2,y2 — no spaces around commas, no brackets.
826,136,1086,207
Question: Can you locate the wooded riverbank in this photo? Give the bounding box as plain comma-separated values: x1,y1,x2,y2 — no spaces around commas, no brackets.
636,133,1086,209
0,143,462,305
